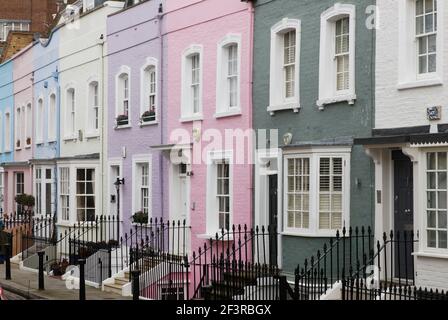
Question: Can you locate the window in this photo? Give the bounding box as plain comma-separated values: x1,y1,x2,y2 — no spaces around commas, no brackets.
181,45,203,120
116,67,130,126
398,0,442,88
0,21,30,41
35,169,42,215
317,4,356,108
284,150,350,236
26,103,32,145
15,107,22,149
60,167,70,221
216,35,241,116
141,59,157,123
286,158,310,229
66,88,76,137
48,94,56,141
268,19,301,114
133,157,151,218
76,168,95,221
426,152,447,249
217,161,230,231
36,99,44,143
15,172,24,214
88,82,99,132
416,0,437,74
5,112,11,151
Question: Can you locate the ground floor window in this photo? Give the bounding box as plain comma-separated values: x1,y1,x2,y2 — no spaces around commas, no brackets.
133,158,151,217
15,172,24,214
60,167,70,222
76,168,95,222
283,149,350,236
426,152,448,249
35,167,54,216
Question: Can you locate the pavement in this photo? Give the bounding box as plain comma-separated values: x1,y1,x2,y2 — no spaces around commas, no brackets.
0,263,132,300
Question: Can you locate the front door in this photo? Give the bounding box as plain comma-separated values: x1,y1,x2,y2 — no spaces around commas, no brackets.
268,174,278,266
393,150,414,280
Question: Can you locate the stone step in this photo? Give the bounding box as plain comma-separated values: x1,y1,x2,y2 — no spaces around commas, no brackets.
114,277,129,286
103,283,123,295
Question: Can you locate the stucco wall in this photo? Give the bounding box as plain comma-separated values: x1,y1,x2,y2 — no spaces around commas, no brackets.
0,60,14,164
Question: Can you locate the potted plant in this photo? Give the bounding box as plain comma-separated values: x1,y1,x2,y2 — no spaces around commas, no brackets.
116,114,129,126
141,108,156,123
15,194,35,215
132,211,148,224
26,137,31,145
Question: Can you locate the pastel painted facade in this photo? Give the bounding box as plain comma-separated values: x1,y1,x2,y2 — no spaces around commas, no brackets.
253,0,375,272
56,1,123,226
0,60,14,215
163,0,254,252
106,0,164,236
3,43,35,216
357,0,448,291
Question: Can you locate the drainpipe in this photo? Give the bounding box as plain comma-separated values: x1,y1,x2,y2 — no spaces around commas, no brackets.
157,2,165,220
52,68,60,239
99,34,105,219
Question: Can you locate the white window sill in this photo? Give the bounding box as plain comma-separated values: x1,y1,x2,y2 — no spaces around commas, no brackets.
56,221,73,227
281,230,339,238
197,233,234,241
139,121,158,127
47,138,57,144
397,78,443,90
316,94,357,109
15,147,22,151
63,136,77,142
214,109,242,119
180,115,203,123
25,145,31,149
413,251,448,260
35,140,44,145
114,124,132,130
267,102,300,115
85,132,100,139
4,148,12,153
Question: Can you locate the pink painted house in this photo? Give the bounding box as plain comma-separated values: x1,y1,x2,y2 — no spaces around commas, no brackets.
162,0,255,254
4,43,35,216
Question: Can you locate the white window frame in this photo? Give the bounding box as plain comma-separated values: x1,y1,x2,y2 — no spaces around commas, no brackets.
268,18,301,115
86,78,100,136
317,3,356,109
132,154,152,221
115,65,131,128
75,167,96,222
48,93,57,142
34,166,54,217
59,167,70,223
424,151,448,253
215,34,242,118
397,0,444,90
64,85,77,140
181,45,203,122
15,106,22,150
140,57,158,125
36,97,44,144
205,150,233,235
4,110,11,152
282,147,351,237
25,103,32,147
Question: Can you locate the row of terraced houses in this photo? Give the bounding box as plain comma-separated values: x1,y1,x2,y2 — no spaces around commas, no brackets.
0,0,448,300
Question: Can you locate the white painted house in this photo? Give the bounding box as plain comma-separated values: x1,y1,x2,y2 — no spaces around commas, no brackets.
57,1,124,227
356,0,448,291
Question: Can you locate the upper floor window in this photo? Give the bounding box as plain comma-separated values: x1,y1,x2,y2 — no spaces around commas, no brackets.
15,107,22,149
317,4,356,109
416,0,437,74
181,45,203,121
115,67,131,127
268,19,301,114
66,88,76,138
4,111,11,152
36,99,44,143
88,81,99,133
216,35,241,117
140,58,158,124
0,21,30,41
26,103,32,146
398,0,443,88
48,94,56,142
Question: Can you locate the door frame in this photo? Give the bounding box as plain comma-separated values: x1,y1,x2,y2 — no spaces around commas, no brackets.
168,161,190,226
107,158,123,224
254,148,282,267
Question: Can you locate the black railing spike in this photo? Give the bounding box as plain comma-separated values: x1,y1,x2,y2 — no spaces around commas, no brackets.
355,226,359,235
336,229,340,239
390,230,394,240
349,226,353,236
383,232,387,242
361,226,365,235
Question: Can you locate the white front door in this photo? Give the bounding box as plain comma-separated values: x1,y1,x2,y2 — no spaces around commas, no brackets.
170,163,190,255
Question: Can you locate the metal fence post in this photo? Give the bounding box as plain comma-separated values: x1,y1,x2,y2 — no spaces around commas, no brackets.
132,269,140,301
79,258,86,300
38,251,45,290
5,233,12,280
279,276,287,300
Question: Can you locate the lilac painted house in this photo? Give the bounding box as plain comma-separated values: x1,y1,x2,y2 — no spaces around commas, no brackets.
106,0,164,236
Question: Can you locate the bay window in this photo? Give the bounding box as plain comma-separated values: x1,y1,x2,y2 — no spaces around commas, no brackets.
284,149,350,236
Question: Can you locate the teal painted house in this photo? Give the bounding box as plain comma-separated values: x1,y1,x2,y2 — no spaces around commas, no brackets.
252,0,375,273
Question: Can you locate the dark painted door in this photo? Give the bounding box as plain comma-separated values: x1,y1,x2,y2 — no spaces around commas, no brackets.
393,151,414,280
268,175,278,266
